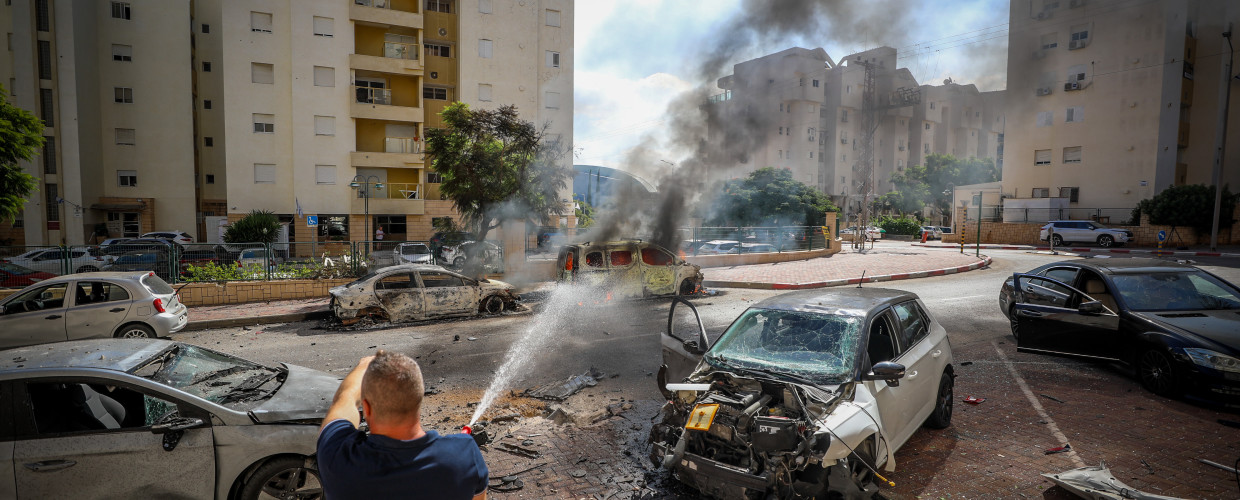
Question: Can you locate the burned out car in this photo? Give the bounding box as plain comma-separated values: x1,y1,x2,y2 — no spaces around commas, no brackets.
329,264,518,323
556,240,704,298
650,289,955,499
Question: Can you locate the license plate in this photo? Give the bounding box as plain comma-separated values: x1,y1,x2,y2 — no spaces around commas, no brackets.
685,404,719,432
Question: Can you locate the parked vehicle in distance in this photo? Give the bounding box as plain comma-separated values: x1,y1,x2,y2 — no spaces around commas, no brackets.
937,226,953,236
920,226,943,240
395,242,434,264
651,288,954,497
740,243,778,253
140,230,195,244
999,258,1240,407
102,252,175,280
99,237,134,247
0,338,333,499
695,240,740,255
1039,220,1132,247
0,271,188,348
4,248,109,274
841,226,884,240
237,247,279,268
100,238,180,258
556,240,704,297
440,240,502,270
178,249,225,275
330,264,519,322
430,231,476,260
0,262,57,288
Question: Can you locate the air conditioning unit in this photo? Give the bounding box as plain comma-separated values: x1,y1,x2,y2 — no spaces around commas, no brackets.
1064,81,1080,91
898,146,905,151
1068,39,1085,50
1037,87,1052,96
1036,10,1050,20
841,138,848,144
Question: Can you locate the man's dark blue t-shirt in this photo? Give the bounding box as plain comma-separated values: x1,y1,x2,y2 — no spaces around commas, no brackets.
317,420,488,499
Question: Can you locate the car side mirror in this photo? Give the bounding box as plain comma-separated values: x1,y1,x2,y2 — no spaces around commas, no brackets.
151,417,204,434
862,361,906,386
1079,300,1104,314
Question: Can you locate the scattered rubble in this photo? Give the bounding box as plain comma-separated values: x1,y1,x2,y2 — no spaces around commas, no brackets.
526,368,604,401
1043,462,1182,500
1040,394,1067,404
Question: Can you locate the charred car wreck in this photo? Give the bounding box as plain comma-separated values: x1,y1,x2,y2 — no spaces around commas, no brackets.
650,289,955,499
556,240,704,298
330,264,519,324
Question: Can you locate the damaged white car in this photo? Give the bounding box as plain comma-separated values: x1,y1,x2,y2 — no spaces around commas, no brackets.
329,264,519,323
650,289,955,499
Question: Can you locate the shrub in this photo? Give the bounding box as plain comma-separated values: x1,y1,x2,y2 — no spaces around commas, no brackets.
877,215,924,236
1131,184,1237,231
225,210,281,245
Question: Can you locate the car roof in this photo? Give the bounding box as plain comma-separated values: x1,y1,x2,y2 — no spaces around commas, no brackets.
751,287,920,315
0,338,175,373
373,263,461,273
9,271,155,284
1053,258,1197,275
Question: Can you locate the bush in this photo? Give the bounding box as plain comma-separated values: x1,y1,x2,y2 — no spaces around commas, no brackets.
877,215,924,236
1131,184,1237,231
225,210,281,245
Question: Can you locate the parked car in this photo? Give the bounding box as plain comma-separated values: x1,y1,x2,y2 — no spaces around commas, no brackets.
237,247,279,268
0,338,333,499
140,230,195,244
1039,220,1132,247
4,248,108,275
100,238,180,258
740,243,778,253
99,237,134,247
696,240,740,255
999,258,1240,407
395,242,434,264
0,262,56,288
178,249,225,276
937,226,953,236
330,264,519,323
920,226,943,240
841,226,885,240
0,271,188,348
557,240,704,298
102,251,175,280
651,288,954,498
440,240,502,270
430,231,476,260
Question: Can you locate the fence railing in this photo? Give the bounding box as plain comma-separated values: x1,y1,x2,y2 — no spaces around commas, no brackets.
524,225,830,260
385,137,421,153
968,206,1136,224
383,41,418,60
355,86,392,105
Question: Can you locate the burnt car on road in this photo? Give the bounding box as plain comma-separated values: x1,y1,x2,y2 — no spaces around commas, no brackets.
999,258,1240,407
556,240,704,298
0,338,335,499
329,264,519,323
650,289,955,498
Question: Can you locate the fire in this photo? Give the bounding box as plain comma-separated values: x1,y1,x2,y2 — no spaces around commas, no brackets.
605,291,613,302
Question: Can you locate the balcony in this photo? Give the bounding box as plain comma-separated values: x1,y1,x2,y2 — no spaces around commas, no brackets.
352,183,425,214
350,53,422,75
350,1,422,29
352,87,423,122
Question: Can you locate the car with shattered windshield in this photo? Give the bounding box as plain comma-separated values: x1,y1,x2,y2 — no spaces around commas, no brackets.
329,263,519,323
999,258,1240,407
556,240,704,297
0,338,337,499
650,289,955,499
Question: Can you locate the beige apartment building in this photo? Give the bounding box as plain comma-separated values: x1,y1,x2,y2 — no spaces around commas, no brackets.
1001,0,1240,219
1,0,572,246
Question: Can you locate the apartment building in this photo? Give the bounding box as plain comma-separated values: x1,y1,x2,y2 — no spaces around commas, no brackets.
0,0,572,246
1001,0,1240,217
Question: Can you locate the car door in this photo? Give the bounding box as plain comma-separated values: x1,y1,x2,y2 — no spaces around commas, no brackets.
0,283,69,348
1,381,17,499
418,271,477,316
1012,273,1122,360
373,272,422,321
861,310,921,450
65,280,134,340
577,247,610,287
11,377,214,499
28,250,65,275
639,246,677,296
608,246,643,297
658,297,710,394
889,300,940,429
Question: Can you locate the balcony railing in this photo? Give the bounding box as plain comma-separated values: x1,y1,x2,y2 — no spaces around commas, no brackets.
384,41,418,60
384,182,424,199
355,86,392,105
385,137,421,153
354,0,390,8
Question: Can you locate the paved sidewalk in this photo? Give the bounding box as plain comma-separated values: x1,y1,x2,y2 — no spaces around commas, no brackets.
913,241,1240,258
184,297,329,331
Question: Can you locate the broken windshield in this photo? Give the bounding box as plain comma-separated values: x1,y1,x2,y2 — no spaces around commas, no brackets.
704,308,863,385
132,344,284,409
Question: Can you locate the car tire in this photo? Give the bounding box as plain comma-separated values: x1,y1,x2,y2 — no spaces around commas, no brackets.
482,295,504,315
76,265,99,273
837,438,879,499
1098,235,1114,247
924,372,954,429
1008,306,1020,341
115,323,157,339
1138,348,1180,398
1051,234,1064,246
679,280,697,296
453,257,465,268
238,456,321,500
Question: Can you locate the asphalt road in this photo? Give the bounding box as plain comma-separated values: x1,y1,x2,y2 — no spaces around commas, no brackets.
173,249,1240,498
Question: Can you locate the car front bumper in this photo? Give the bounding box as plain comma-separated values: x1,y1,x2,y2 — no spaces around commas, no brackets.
651,441,772,498
1182,364,1240,408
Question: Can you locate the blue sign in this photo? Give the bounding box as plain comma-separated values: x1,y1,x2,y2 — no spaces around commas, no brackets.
1157,230,1166,242
306,215,319,227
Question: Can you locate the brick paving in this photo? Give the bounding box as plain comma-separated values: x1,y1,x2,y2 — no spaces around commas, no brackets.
703,245,989,288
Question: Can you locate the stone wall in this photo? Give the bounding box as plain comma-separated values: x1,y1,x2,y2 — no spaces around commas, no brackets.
942,205,1240,246
176,278,355,307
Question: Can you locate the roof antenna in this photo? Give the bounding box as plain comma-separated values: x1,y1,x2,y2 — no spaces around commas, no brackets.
857,270,866,288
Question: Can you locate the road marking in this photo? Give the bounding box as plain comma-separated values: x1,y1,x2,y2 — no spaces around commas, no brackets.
992,341,1086,468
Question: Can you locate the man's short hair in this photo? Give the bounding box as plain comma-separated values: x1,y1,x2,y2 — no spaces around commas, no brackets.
361,351,424,422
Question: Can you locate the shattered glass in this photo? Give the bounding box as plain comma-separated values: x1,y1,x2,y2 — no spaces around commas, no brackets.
132,344,284,409
705,308,864,385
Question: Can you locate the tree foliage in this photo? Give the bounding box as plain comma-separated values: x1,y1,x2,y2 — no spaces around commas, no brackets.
425,103,571,242
876,215,924,235
573,197,595,228
1131,184,1237,231
224,210,281,244
0,85,46,222
708,167,839,227
887,154,999,216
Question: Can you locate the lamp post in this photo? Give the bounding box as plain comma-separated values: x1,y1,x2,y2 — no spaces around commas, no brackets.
349,175,384,255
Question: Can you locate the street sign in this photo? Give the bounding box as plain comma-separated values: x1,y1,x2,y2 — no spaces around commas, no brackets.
1157,230,1167,242
306,215,319,227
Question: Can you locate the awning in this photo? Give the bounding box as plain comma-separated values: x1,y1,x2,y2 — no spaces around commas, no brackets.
90,203,146,211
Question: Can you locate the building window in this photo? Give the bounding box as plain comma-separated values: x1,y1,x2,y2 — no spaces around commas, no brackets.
202,23,210,33
423,86,447,100
45,183,58,222
42,136,55,174
478,83,492,102
924,143,930,153
1059,186,1080,202
39,88,53,126
1065,106,1084,123
252,63,274,84
478,39,492,58
841,110,847,122
1069,25,1089,49
813,79,819,87
426,0,451,13
546,9,560,27
205,174,215,184
114,87,133,103
251,12,273,33
204,137,213,147
799,78,805,87
930,101,935,109
36,0,50,31
253,113,274,133
112,44,132,61
924,122,930,130
203,99,212,109
1036,111,1053,127
1040,33,1058,49
545,50,560,68
37,40,51,79
424,43,450,58
779,127,783,135
478,0,492,14
110,1,131,20
202,61,212,72
314,115,335,136
840,154,846,162
313,66,334,87
115,128,135,145
315,165,336,185
376,215,407,235
117,170,137,187
253,164,276,184
1034,149,1052,165
313,16,333,37
544,91,560,109
427,172,443,183
1063,146,1082,163
1032,187,1051,198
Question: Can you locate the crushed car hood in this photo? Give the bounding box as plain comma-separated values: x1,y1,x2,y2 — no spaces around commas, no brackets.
1132,310,1240,352
481,279,515,290
249,364,341,424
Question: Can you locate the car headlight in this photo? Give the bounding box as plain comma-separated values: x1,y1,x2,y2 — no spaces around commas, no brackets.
1182,348,1240,373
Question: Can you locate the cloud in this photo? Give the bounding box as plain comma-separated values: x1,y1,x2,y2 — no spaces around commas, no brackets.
573,71,694,166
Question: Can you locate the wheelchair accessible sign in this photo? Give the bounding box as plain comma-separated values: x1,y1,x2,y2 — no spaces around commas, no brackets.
306,216,319,227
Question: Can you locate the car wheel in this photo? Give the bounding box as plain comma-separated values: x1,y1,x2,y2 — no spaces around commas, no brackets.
1138,348,1180,398
679,280,697,296
838,439,878,498
238,456,322,500
76,265,99,273
924,372,954,429
1051,234,1064,246
116,323,156,339
1008,306,1020,341
453,257,465,268
1098,234,1114,247
482,295,503,315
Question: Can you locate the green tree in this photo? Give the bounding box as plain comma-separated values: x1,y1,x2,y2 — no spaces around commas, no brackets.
0,85,46,222
224,210,281,244
708,167,839,226
425,103,571,243
1131,184,1237,230
886,154,999,217
573,196,595,228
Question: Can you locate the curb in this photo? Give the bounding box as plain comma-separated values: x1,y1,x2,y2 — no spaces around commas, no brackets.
911,243,1240,258
702,255,992,291
183,310,331,331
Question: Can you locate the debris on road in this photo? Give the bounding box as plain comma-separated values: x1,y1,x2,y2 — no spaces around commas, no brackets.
488,476,523,492
467,336,478,341
496,442,542,459
1044,444,1072,455
963,396,985,404
1140,460,1155,475
1198,458,1239,475
526,368,604,401
1040,394,1067,403
960,361,974,366
1042,462,1182,499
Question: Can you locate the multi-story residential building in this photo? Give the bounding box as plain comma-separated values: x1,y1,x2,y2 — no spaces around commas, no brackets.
1001,0,1240,219
0,0,572,246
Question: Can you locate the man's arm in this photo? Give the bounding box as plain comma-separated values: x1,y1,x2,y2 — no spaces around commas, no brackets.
320,355,375,431
472,492,487,500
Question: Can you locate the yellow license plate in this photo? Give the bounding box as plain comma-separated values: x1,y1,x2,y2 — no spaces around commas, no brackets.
685,404,719,431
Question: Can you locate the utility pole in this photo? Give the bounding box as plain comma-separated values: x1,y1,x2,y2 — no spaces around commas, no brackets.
851,55,920,250
1210,25,1233,251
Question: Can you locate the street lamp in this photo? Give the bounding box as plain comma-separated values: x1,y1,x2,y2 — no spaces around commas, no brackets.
350,174,384,253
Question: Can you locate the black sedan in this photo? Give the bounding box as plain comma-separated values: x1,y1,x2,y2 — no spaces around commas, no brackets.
999,258,1240,407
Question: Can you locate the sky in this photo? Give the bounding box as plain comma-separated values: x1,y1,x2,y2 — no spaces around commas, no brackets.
572,0,1011,173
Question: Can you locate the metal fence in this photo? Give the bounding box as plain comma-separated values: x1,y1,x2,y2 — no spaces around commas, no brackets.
524,225,829,260
966,206,1136,224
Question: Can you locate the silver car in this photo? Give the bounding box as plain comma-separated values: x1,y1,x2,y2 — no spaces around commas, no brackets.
0,338,335,499
0,272,188,349
330,264,519,323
